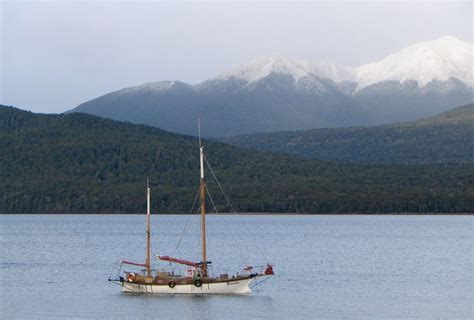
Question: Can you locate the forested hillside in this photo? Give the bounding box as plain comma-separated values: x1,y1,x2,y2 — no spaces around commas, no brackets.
1,105,473,213
221,104,474,165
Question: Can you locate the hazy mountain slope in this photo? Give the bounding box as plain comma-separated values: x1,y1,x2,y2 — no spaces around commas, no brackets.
220,104,474,165
1,105,473,213
72,73,370,137
71,81,203,134
413,103,474,125
353,78,473,124
69,37,473,137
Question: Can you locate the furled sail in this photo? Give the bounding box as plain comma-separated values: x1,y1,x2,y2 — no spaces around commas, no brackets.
157,255,198,267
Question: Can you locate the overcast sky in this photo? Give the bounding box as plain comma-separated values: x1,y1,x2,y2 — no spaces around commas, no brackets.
1,1,472,113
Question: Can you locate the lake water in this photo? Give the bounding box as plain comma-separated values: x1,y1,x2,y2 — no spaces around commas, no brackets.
0,215,472,319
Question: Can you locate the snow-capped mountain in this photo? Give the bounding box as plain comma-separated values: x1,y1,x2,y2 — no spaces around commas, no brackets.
217,54,354,84
117,81,192,95
355,36,473,88
217,55,312,83
69,36,473,137
307,62,355,84
217,54,355,85
216,36,473,90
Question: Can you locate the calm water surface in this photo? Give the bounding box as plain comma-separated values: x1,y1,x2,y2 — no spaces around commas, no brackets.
0,215,472,319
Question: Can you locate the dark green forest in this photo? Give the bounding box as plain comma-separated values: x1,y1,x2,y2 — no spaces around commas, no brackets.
1,105,473,213
221,104,474,165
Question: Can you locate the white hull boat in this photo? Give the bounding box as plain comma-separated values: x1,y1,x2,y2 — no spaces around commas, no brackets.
109,123,274,294
121,277,252,294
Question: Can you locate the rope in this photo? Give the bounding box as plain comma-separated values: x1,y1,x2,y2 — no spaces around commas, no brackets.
204,153,270,264
205,184,247,266
250,275,273,289
111,261,123,280
204,155,238,214
176,188,200,251
205,184,219,214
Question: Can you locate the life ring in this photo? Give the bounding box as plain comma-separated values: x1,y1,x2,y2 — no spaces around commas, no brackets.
194,279,202,287
168,281,176,288
127,273,136,282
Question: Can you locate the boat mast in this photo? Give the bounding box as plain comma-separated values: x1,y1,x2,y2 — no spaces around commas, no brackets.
146,178,151,277
198,120,208,277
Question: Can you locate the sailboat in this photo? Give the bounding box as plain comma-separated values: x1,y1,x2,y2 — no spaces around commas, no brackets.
109,133,274,294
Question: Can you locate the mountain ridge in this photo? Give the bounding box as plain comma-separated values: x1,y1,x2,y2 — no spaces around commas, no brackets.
69,36,474,137
216,36,473,89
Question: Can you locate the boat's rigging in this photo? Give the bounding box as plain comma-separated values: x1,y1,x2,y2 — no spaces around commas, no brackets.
172,147,270,267
203,153,270,264
204,154,238,214
171,151,249,267
204,184,219,214
109,120,274,294
175,188,199,251
206,182,269,265
204,183,247,265
250,273,273,289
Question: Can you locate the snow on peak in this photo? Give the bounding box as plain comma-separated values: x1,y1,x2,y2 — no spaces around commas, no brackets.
215,36,473,89
119,81,183,94
217,54,353,84
218,54,312,83
306,62,355,83
355,36,474,88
